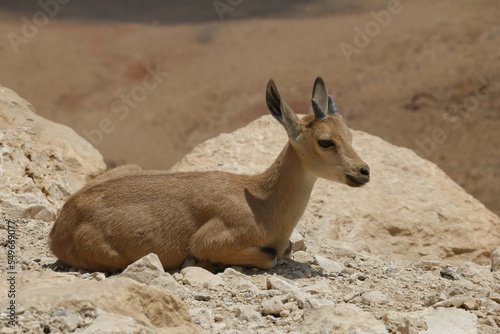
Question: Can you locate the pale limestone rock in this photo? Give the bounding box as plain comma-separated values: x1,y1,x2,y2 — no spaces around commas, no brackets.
189,307,214,330
492,247,500,272
0,128,71,221
293,250,315,265
0,86,105,192
308,298,336,309
0,271,195,333
79,311,155,334
125,253,164,272
120,253,185,295
343,291,361,303
220,267,248,279
261,296,287,316
303,281,332,295
420,307,477,334
172,115,500,265
0,104,105,219
361,290,388,305
383,310,428,334
289,230,306,252
301,303,388,334
434,296,480,310
91,272,106,281
219,268,257,291
50,310,82,332
314,255,345,273
231,304,262,324
181,266,224,289
232,276,257,292
266,276,311,309
490,293,500,303
456,261,494,286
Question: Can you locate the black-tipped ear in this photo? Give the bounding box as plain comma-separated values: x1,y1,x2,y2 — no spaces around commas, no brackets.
266,79,283,122
327,95,340,115
311,98,327,119
265,79,301,139
312,77,328,114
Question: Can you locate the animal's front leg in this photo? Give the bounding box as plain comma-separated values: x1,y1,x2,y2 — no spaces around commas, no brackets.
193,244,278,270
189,219,278,269
281,240,293,259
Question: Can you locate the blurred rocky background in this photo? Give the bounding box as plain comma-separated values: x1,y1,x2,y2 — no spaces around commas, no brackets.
0,0,498,215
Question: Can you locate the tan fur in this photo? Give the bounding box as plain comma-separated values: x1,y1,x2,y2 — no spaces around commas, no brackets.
49,78,370,271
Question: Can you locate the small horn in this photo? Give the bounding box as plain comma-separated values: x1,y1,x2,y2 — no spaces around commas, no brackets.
311,98,327,119
327,95,340,115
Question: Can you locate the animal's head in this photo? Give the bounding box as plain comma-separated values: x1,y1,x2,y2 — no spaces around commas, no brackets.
266,77,370,187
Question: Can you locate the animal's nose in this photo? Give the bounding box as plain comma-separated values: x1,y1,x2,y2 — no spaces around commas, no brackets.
358,166,370,183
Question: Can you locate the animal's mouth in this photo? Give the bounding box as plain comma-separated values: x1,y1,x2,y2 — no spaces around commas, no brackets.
345,174,368,188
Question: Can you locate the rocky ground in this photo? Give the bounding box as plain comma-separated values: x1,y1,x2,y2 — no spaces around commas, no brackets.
1,86,500,333
0,216,499,333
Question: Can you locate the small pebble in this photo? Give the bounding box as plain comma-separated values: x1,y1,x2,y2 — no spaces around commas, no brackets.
280,310,290,318
358,275,367,281
50,310,69,317
194,293,211,301
83,310,94,318
172,273,183,282
91,272,106,281
266,315,278,323
440,268,459,280
230,266,244,272
342,267,356,275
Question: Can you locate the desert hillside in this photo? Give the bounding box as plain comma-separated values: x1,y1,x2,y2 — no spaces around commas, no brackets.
0,0,498,216
0,86,499,332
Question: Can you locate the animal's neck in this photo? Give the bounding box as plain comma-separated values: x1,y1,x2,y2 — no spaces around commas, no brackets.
250,142,317,232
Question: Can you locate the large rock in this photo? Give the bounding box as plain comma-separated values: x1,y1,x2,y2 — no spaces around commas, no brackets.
171,115,500,264
0,128,71,221
0,271,196,333
420,307,477,334
301,304,388,334
0,87,106,220
0,86,105,192
120,253,186,295
180,266,224,289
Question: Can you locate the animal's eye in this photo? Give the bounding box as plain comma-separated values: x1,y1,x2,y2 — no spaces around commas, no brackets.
317,140,335,148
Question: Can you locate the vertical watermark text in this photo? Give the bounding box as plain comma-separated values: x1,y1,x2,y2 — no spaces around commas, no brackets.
5,219,17,326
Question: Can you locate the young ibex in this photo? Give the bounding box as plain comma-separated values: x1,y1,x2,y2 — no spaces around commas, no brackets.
49,77,370,271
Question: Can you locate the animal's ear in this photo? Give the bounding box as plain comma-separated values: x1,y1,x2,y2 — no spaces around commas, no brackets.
312,77,328,118
266,79,301,139
327,95,340,115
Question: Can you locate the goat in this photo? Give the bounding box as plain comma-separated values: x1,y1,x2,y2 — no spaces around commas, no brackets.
48,77,370,271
